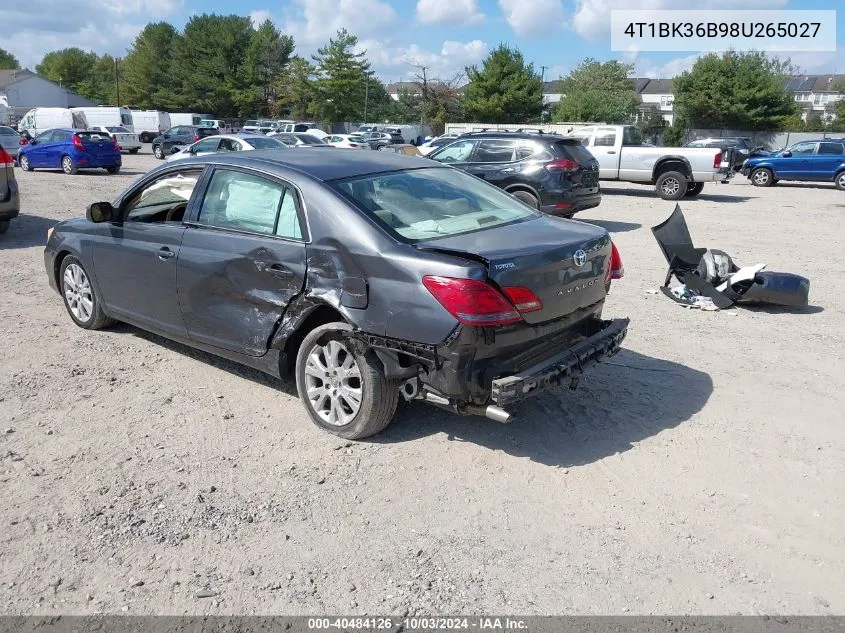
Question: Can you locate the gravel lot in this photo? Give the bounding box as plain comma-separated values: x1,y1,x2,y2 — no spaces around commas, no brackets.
1,149,843,615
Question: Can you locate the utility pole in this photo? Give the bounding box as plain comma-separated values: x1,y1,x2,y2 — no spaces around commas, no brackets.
113,58,120,105
363,71,370,124
540,65,548,85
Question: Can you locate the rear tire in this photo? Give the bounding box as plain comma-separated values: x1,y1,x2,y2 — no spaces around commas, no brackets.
106,166,121,174
655,171,688,200
61,155,77,175
751,168,773,187
128,149,139,155
59,256,114,330
19,155,32,171
153,145,164,160
684,182,704,197
836,171,845,190
0,220,9,234
511,190,540,209
295,322,398,439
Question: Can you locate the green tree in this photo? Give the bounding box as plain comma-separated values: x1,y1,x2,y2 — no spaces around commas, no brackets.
0,48,20,70
363,78,399,123
663,114,688,146
274,56,316,118
555,59,639,124
636,104,666,143
462,44,542,123
239,20,295,116
122,22,180,109
77,54,122,104
36,48,97,94
311,29,371,124
171,14,254,116
673,51,799,130
804,113,826,132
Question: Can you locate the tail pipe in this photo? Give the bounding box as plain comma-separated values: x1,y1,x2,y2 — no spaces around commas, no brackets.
465,404,512,424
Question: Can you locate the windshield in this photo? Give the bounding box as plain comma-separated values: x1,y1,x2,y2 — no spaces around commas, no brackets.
0,126,17,135
244,120,259,126
332,167,539,243
297,134,325,144
247,136,285,149
107,126,130,133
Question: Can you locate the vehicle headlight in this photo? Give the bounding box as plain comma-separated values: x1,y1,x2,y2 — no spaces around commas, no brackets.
47,227,55,241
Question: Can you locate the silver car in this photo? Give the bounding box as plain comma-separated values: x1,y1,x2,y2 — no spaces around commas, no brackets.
165,134,287,162
0,125,23,161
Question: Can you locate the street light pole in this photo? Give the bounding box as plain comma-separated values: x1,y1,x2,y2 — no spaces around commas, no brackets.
364,75,369,125
114,58,120,105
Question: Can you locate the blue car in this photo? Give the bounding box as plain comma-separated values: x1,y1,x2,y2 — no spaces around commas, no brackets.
18,128,122,175
742,138,845,189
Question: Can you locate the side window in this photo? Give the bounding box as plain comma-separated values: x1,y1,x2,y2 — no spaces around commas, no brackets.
431,139,477,163
218,138,241,152
124,170,201,224
517,142,551,161
50,131,69,142
622,126,643,146
790,142,816,156
192,138,220,153
818,142,844,155
594,128,618,146
475,139,516,163
198,169,302,239
33,131,52,143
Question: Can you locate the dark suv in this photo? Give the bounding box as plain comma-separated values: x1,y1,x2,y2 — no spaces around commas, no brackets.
683,137,763,171
427,132,600,217
152,126,219,160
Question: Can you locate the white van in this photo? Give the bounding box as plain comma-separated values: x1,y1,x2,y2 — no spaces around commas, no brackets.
131,110,171,143
71,107,133,132
169,113,203,126
17,108,88,138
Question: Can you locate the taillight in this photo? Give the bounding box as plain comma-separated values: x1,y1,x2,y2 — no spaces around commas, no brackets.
714,151,723,168
0,147,13,166
545,158,579,172
193,136,200,142
422,276,522,327
502,286,542,313
72,134,85,151
605,242,625,289
19,138,28,146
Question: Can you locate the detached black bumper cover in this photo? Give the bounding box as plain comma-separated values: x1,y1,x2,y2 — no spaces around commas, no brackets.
491,317,629,406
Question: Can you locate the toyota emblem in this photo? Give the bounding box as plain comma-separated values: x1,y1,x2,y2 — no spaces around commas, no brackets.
573,249,587,267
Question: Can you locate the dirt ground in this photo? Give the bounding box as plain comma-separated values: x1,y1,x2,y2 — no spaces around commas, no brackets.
1,150,843,616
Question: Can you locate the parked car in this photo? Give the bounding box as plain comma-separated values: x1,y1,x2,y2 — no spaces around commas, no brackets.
269,132,331,147
43,150,626,438
362,131,402,150
131,110,171,143
71,107,134,132
152,126,219,159
18,129,121,175
166,134,287,162
684,137,764,171
17,108,89,138
200,119,226,130
418,135,459,156
0,125,22,161
0,140,19,234
325,134,369,149
168,113,204,127
88,125,142,154
741,139,845,189
427,131,601,217
570,125,731,199
242,119,262,134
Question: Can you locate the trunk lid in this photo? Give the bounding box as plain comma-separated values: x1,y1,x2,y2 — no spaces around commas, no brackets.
416,216,610,324
76,131,117,156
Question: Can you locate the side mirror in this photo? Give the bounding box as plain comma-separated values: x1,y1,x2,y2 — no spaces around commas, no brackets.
86,202,116,223
188,146,197,155
781,150,792,157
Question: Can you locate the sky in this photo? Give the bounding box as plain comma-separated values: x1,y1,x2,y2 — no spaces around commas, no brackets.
1,0,843,84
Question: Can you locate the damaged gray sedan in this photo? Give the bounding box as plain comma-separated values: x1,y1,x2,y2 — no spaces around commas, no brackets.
43,150,628,439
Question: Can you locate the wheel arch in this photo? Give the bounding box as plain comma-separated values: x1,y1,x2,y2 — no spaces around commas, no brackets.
652,157,693,182
275,301,348,376
503,183,541,200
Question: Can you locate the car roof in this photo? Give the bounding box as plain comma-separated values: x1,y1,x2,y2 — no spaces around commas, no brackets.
177,148,440,181
456,131,566,141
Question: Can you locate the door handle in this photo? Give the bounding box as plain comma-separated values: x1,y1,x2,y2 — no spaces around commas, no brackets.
501,167,515,173
254,260,294,279
607,150,617,154
157,247,175,260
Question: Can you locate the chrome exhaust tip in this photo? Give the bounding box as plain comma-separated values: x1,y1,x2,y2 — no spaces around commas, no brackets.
484,405,512,424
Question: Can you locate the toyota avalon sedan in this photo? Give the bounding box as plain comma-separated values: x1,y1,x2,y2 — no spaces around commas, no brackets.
43,151,627,439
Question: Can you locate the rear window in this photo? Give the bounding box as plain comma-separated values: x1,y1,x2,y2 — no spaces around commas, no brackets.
333,167,538,243
244,120,259,126
248,136,285,150
107,126,130,133
197,128,218,138
76,131,113,142
121,113,132,125
818,142,844,155
297,134,324,144
554,140,598,164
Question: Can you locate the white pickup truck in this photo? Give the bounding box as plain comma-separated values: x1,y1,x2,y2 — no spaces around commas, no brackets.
570,125,732,200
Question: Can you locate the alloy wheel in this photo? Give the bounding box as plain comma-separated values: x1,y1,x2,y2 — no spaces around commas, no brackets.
753,170,770,185
63,263,93,322
661,177,680,197
62,156,74,174
303,339,363,426
838,173,845,189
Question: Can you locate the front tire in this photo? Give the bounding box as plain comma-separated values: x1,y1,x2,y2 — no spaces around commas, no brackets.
684,182,704,197
153,145,164,160
655,171,688,200
295,323,398,439
751,168,773,187
835,171,845,190
59,256,113,330
19,155,32,171
61,155,77,175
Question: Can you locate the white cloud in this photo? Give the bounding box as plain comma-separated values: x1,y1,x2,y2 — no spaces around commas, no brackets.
498,0,565,37
282,0,398,48
0,0,182,68
543,64,570,82
572,0,789,40
636,53,703,78
249,9,273,28
416,0,484,26
356,38,488,81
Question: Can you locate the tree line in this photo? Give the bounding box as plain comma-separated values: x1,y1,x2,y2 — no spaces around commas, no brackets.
3,26,845,136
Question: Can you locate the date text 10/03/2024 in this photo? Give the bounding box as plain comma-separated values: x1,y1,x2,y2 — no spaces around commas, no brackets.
307,617,528,630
